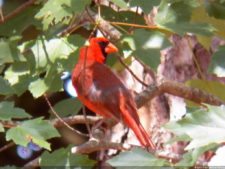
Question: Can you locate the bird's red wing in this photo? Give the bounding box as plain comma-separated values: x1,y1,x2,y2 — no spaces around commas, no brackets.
72,62,125,120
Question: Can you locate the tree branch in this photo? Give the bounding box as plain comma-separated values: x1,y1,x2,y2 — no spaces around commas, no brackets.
0,142,15,153
51,115,102,127
136,81,224,108
159,81,224,106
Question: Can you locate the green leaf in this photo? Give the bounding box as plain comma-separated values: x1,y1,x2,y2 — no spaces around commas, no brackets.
101,6,145,25
176,144,217,166
0,6,40,36
165,106,225,150
209,46,225,76
26,35,84,96
35,0,71,30
205,0,225,19
35,0,91,30
0,36,25,65
40,146,96,167
69,0,91,15
61,35,86,70
4,62,30,85
123,29,170,70
108,147,168,167
44,63,62,92
0,40,14,65
155,0,215,36
28,79,48,98
110,0,128,8
0,76,14,95
12,75,36,96
30,37,77,69
6,117,60,150
155,0,199,24
160,22,215,36
0,101,31,121
0,123,4,132
130,0,160,13
186,79,225,103
53,98,82,117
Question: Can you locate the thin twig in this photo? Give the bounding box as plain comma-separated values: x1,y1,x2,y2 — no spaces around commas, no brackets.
115,55,149,87
133,55,156,79
0,0,37,24
82,106,93,137
43,94,88,137
109,21,158,30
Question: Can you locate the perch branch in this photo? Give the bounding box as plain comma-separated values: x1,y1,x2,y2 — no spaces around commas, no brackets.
71,139,130,154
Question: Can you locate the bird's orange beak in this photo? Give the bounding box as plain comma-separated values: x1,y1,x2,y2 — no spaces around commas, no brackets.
105,43,118,54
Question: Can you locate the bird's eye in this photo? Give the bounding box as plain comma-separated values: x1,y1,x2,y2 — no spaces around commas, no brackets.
98,41,109,58
98,41,109,50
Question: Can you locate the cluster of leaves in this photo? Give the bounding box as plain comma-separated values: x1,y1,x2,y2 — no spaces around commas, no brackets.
0,0,225,168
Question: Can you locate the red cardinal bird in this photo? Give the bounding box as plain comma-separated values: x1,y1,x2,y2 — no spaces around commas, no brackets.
72,37,154,149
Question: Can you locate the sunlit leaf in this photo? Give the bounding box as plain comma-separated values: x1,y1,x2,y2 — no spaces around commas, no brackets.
28,78,48,98
165,106,225,150
155,0,215,36
35,0,91,30
123,29,170,70
0,40,14,65
6,117,60,150
0,123,4,132
4,62,30,85
155,0,199,24
30,37,76,69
